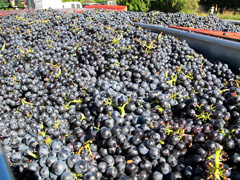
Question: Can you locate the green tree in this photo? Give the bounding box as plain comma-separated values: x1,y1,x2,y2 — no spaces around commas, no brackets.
0,0,10,9
118,0,200,12
17,0,24,9
117,0,152,12
181,0,200,13
151,0,187,13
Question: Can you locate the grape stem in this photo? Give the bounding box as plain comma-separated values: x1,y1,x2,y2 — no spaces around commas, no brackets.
63,98,82,110
1,41,6,51
28,152,39,159
103,97,130,117
77,140,94,158
206,145,230,180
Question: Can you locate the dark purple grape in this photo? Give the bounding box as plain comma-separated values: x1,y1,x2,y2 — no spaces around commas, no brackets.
28,162,40,172
51,140,63,152
57,150,71,161
138,143,149,155
148,147,160,160
106,166,118,178
100,127,112,139
60,171,75,180
67,155,81,169
98,161,107,173
184,166,193,178
160,163,171,175
10,152,22,163
51,160,67,176
40,167,50,178
38,144,49,158
126,162,138,175
139,160,152,172
73,160,88,174
47,156,58,168
167,154,178,167
152,171,163,180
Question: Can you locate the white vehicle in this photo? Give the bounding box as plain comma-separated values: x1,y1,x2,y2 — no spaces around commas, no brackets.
82,3,100,7
33,0,82,9
62,2,82,9
34,0,63,9
98,1,117,5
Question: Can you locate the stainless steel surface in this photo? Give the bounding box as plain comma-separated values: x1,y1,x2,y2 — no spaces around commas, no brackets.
0,144,14,180
224,20,240,25
135,23,240,73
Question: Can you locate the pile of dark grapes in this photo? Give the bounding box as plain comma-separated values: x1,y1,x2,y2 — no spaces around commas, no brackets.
127,11,240,32
0,9,240,180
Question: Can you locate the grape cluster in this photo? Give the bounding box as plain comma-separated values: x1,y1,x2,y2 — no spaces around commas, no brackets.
0,9,240,180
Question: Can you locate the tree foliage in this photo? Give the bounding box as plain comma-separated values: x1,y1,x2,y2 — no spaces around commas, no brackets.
117,0,239,13
117,0,200,13
182,0,199,13
0,0,10,8
117,0,151,12
151,0,187,13
17,0,24,8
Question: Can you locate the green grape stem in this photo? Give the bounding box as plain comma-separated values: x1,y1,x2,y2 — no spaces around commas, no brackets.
135,39,156,54
63,99,82,110
112,31,123,45
80,113,86,121
195,111,212,121
206,145,230,180
157,105,164,114
165,74,177,87
56,68,61,78
77,140,94,157
117,101,129,117
1,41,6,51
103,97,130,117
28,152,39,159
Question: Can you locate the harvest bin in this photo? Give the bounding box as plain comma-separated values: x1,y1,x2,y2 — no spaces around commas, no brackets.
135,23,240,73
0,11,240,179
